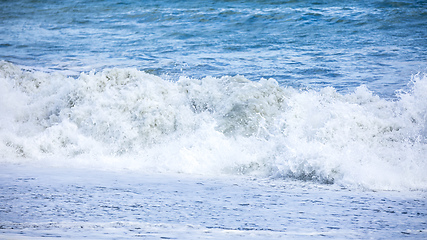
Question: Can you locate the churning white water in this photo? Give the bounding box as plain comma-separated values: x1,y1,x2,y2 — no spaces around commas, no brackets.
1,61,426,191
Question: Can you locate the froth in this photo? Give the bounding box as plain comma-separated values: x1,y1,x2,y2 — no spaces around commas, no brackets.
1,61,426,191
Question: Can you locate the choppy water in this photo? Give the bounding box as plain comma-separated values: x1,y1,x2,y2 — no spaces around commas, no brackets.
1,0,426,96
1,0,427,239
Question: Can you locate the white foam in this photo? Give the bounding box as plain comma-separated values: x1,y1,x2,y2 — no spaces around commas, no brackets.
1,61,426,190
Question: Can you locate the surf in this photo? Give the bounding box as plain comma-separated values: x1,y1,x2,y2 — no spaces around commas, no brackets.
1,61,426,191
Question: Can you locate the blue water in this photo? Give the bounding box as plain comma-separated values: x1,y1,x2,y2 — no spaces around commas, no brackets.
1,0,426,97
1,1,427,239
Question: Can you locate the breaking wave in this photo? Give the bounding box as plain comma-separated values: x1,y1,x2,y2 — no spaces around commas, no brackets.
1,61,426,190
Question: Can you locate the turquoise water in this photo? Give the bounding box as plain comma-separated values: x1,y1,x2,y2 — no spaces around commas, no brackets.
1,0,426,96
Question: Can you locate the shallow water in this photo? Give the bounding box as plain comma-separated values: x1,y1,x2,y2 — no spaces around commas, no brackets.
1,165,426,239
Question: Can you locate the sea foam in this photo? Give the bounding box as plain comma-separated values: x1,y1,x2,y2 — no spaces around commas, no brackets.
1,61,426,190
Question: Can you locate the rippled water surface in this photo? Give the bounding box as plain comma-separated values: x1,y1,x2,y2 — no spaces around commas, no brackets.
1,166,426,239
1,0,426,96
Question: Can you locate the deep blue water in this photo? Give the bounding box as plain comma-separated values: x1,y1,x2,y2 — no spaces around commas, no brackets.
1,0,426,97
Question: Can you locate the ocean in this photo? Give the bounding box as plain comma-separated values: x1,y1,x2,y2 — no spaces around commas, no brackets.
0,0,426,239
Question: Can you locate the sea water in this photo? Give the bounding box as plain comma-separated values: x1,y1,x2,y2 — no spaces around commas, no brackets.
0,0,426,239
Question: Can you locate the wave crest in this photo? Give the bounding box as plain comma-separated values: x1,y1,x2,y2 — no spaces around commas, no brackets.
1,61,426,190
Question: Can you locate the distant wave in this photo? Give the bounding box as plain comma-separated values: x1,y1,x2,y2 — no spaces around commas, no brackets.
1,61,426,191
